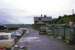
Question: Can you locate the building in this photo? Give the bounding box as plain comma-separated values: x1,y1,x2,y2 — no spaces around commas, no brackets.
34,15,52,34
34,15,52,24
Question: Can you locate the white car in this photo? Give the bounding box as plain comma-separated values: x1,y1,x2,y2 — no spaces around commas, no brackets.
11,31,22,38
0,32,14,50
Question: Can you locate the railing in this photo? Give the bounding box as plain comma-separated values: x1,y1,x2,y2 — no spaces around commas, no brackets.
48,24,75,44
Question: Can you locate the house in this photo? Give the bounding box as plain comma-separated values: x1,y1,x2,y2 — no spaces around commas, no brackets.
34,15,52,34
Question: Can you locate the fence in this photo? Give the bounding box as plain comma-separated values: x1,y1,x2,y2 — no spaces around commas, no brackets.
48,25,75,44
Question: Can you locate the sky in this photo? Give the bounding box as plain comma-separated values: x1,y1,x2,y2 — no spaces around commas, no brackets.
0,0,75,24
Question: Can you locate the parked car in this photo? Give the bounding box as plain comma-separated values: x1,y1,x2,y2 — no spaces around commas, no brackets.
11,30,23,39
11,31,22,37
0,25,8,32
39,30,47,35
11,28,26,39
0,32,14,50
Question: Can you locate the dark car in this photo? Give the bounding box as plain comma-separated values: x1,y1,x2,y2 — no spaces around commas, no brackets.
0,25,7,32
39,30,47,35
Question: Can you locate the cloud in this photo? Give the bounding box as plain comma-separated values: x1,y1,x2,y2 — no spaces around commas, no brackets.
0,8,34,24
0,0,74,24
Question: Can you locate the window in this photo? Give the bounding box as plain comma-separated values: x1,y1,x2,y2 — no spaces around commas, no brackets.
0,35,8,40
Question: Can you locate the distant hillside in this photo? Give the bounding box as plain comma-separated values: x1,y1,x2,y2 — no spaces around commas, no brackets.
0,24,33,29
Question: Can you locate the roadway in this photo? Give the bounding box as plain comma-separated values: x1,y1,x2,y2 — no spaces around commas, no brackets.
14,29,75,50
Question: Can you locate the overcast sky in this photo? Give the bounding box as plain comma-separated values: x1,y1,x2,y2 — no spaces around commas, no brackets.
0,0,75,24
